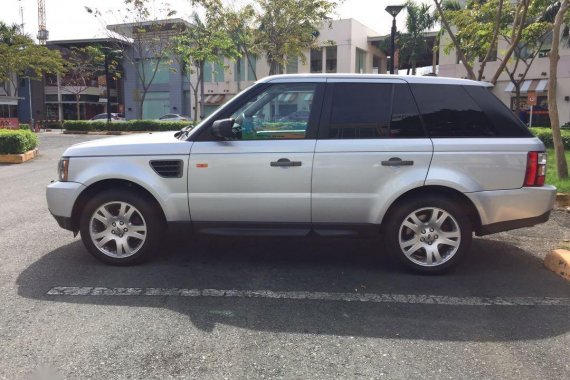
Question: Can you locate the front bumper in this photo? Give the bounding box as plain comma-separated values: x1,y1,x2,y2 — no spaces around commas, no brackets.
46,181,86,231
467,185,557,235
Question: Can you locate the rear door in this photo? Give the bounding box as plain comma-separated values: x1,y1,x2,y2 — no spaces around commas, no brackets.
312,79,433,229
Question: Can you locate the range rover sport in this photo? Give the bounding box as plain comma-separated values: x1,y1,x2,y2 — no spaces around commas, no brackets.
46,74,556,273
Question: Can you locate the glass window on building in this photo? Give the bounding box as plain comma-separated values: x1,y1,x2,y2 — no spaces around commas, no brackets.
286,56,298,74
355,48,366,73
213,58,225,82
235,55,257,81
203,62,213,83
139,58,170,85
310,48,323,73
325,46,337,73
142,91,170,120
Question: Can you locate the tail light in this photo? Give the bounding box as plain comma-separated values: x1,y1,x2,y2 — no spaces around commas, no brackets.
524,152,547,186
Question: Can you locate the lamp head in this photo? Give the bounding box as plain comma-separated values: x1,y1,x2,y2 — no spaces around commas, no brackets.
385,5,405,18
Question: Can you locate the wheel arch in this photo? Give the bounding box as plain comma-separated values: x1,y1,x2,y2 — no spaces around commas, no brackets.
381,185,482,234
70,179,166,234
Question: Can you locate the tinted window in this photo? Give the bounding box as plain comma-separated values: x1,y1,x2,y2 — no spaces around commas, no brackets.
463,86,532,137
328,83,424,139
411,84,496,137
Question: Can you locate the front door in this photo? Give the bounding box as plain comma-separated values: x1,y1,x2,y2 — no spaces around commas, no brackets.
188,81,324,230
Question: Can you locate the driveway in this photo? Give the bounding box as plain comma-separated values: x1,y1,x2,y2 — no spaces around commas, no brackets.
0,132,569,379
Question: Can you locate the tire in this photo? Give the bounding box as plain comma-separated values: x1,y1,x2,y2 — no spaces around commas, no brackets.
384,195,473,274
79,189,164,265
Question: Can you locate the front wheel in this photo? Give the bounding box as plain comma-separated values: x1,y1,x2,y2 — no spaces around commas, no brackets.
79,189,164,265
384,196,473,274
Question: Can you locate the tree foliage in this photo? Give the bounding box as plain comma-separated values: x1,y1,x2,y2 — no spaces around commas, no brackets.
253,0,339,75
169,10,239,121
0,22,65,97
399,1,436,75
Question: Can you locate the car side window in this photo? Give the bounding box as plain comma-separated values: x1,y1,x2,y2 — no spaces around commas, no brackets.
327,83,425,139
411,84,497,137
229,83,317,140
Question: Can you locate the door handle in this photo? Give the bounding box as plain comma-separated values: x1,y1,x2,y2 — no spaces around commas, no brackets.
381,157,414,167
270,158,302,167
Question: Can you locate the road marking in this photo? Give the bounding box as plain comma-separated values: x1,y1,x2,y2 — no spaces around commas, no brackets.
46,287,570,306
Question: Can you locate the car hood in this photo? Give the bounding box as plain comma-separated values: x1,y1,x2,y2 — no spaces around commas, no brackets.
63,132,192,157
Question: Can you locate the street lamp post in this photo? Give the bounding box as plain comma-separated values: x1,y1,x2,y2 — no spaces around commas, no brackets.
385,5,405,74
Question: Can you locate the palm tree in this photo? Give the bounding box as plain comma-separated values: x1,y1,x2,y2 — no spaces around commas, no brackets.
398,1,435,75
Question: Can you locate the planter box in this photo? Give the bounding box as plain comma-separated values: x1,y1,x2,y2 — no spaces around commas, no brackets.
0,148,39,164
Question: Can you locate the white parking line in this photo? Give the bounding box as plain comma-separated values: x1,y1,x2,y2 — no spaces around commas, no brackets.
46,287,570,306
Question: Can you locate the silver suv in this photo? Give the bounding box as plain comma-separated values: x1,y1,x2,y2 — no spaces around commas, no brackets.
46,75,556,273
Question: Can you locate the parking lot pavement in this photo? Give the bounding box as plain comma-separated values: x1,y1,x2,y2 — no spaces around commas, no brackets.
1,133,569,379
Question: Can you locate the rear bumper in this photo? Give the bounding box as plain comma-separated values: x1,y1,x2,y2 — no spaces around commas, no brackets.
467,185,556,236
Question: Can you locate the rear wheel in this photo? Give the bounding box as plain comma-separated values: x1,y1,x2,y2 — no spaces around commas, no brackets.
384,196,472,274
79,189,163,265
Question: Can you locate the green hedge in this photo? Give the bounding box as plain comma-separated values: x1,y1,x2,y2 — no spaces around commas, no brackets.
530,127,570,149
19,124,30,130
63,120,194,132
0,129,38,154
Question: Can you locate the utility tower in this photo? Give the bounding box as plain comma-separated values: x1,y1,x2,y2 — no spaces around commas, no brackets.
37,0,49,44
18,0,24,33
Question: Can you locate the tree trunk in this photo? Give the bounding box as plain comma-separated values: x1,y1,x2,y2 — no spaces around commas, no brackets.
76,95,81,120
433,0,476,80
137,91,146,120
489,1,531,85
548,0,569,179
432,35,438,74
193,87,199,123
199,61,206,120
236,56,241,92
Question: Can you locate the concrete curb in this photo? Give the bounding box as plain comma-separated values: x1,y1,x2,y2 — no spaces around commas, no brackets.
544,249,570,282
0,148,39,164
556,193,570,208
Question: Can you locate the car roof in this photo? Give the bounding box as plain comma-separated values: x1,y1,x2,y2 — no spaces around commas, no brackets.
262,74,492,87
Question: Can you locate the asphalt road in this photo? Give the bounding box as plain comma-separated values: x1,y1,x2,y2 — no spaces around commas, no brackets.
0,132,569,380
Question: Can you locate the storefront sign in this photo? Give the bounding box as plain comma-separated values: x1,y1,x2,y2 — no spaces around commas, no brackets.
527,91,537,106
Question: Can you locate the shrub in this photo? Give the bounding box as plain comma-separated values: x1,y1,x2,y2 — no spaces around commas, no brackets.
530,127,570,149
19,124,30,130
0,129,38,154
44,121,63,129
63,120,193,132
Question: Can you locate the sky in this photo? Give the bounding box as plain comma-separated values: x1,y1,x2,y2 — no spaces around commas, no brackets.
0,0,428,42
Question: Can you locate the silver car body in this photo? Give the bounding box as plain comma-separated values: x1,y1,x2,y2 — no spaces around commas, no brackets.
47,74,556,237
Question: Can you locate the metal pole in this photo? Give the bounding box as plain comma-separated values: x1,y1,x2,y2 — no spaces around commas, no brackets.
529,105,533,128
104,52,112,123
390,17,397,74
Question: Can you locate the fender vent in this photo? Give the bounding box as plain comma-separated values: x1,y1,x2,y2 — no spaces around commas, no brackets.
150,160,183,178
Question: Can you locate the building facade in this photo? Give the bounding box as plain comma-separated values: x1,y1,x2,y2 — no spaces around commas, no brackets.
117,18,388,120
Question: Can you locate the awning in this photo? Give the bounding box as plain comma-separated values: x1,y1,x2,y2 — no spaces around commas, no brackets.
205,94,226,105
504,79,548,94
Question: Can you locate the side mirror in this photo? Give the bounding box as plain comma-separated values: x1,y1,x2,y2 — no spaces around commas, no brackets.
211,118,235,139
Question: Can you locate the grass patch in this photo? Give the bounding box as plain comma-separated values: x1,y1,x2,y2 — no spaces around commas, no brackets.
546,148,570,193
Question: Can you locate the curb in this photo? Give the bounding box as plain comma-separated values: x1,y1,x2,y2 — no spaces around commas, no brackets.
556,193,570,208
544,249,570,282
0,148,39,164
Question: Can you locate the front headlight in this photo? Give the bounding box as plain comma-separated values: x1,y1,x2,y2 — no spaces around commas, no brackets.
58,157,69,182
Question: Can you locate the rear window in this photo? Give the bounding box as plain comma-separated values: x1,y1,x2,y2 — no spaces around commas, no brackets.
327,82,425,139
411,84,531,137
